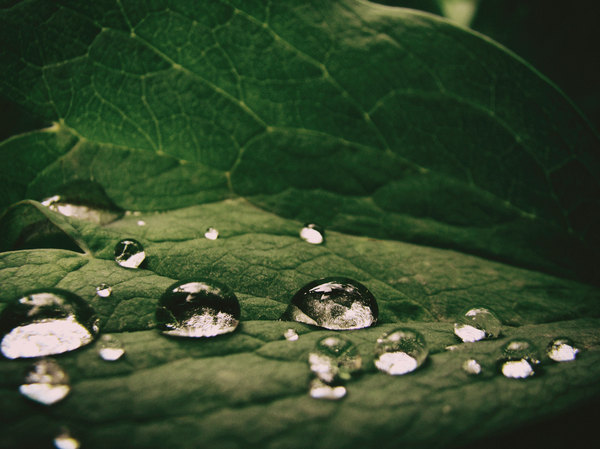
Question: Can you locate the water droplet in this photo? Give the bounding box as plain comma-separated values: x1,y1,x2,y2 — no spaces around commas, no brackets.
0,289,99,359
500,339,540,379
281,277,378,330
204,227,219,240
309,336,362,383
98,334,125,361
300,223,324,244
137,220,146,226
40,181,123,225
454,307,502,342
95,284,112,298
309,378,346,400
374,328,428,375
462,358,482,375
156,279,240,338
547,337,579,362
114,239,146,268
53,429,80,449
19,358,70,405
283,328,299,341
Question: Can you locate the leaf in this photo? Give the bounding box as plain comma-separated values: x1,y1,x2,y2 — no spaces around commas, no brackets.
1,1,599,448
1,0,599,282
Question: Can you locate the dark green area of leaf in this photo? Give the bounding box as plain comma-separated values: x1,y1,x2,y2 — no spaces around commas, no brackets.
1,1,600,448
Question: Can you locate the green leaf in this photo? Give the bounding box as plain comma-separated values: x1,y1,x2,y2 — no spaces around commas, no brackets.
1,1,599,448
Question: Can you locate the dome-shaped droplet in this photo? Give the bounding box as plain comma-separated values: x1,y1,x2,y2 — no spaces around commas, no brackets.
374,328,428,375
309,378,346,400
499,339,540,379
19,358,70,405
282,277,378,330
454,307,502,343
95,283,112,298
462,358,482,375
98,334,125,361
114,239,146,268
309,336,362,383
156,279,240,338
0,289,99,359
547,337,579,362
284,328,299,341
53,429,80,449
204,227,219,240
300,223,324,245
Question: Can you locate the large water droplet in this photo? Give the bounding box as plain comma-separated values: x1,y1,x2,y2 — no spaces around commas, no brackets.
547,337,579,362
454,307,502,342
53,429,80,449
95,283,112,298
309,336,362,383
500,339,540,379
114,239,146,268
281,277,378,330
0,289,99,359
300,223,324,245
19,358,70,405
283,328,299,341
156,279,240,338
462,358,482,375
374,328,428,375
309,378,347,400
204,227,219,240
40,181,123,225
98,334,125,361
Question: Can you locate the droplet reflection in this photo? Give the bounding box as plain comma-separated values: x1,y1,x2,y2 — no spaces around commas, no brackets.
499,339,540,379
114,239,146,268
19,358,70,405
300,223,324,245
547,337,579,362
95,284,112,298
374,328,428,375
454,307,502,342
53,429,80,449
98,334,125,361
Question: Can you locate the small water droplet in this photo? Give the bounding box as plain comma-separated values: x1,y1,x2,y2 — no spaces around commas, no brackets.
499,339,540,379
204,227,219,240
40,181,123,225
0,289,99,359
98,334,125,361
95,284,112,298
547,337,579,362
374,328,428,375
19,358,70,405
300,223,324,244
309,378,346,400
281,277,378,330
53,429,80,449
309,336,362,383
283,328,299,341
462,358,482,375
137,220,146,226
454,307,502,342
114,239,146,268
156,279,240,338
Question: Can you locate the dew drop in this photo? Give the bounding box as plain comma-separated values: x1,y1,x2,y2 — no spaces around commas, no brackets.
53,429,80,449
19,358,70,405
281,277,378,330
114,239,146,268
204,227,219,240
137,220,146,226
454,307,502,342
95,284,112,298
98,334,125,361
156,279,240,338
547,337,579,362
309,378,347,400
0,289,99,359
283,328,299,341
40,181,123,225
499,339,540,379
374,328,428,375
462,358,482,375
309,336,362,383
300,223,324,245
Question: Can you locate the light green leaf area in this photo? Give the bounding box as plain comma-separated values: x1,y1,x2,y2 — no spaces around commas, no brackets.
0,200,599,448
